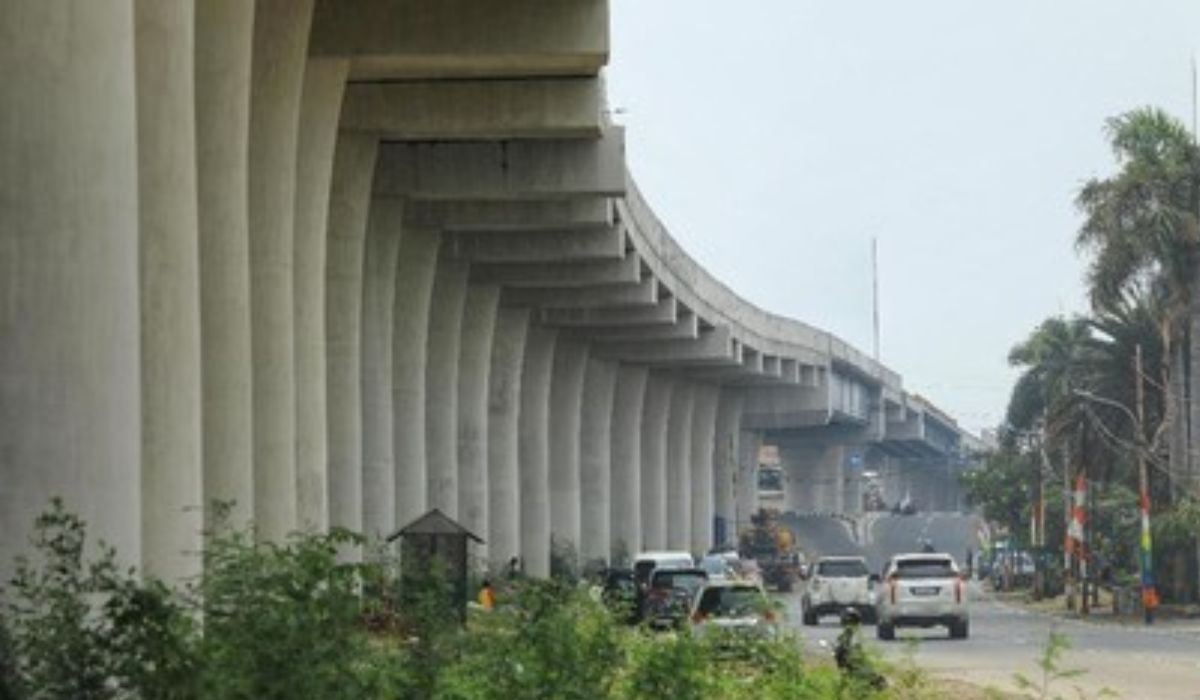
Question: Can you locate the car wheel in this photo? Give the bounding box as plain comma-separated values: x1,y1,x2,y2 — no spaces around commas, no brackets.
876,621,895,640
949,619,969,639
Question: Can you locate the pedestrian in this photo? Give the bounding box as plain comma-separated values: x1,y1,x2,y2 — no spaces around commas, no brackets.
477,579,495,611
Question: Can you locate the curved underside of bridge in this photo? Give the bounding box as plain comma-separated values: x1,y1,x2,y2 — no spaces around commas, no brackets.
0,1,971,581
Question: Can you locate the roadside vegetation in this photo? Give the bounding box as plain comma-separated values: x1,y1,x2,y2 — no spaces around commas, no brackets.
0,501,997,700
965,106,1200,610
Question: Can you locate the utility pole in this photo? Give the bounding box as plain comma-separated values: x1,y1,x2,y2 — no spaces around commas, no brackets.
1135,344,1158,624
871,237,880,363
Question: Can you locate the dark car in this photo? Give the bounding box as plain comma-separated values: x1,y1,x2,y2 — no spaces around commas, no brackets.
642,568,708,629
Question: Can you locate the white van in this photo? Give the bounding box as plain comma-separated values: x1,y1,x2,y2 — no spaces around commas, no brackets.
632,550,694,591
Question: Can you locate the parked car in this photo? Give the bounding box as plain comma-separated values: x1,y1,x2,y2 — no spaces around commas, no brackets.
643,567,708,629
876,553,969,640
689,580,778,640
802,556,877,625
632,550,694,592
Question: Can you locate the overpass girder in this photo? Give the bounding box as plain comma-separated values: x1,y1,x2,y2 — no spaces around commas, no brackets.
447,224,625,263
502,274,656,310
405,197,613,232
469,251,641,288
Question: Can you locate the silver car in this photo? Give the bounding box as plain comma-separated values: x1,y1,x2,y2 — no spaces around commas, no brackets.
876,553,969,640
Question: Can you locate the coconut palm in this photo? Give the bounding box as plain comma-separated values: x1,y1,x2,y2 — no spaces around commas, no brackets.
1075,106,1200,491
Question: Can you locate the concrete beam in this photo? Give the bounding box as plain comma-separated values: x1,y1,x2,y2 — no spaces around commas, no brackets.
542,296,677,328
610,365,647,563
341,78,602,140
373,128,625,200
360,199,401,539
579,357,617,565
487,307,530,569
558,311,698,342
135,0,203,579
640,373,674,550
248,0,315,540
324,133,378,538
293,57,349,532
310,0,609,80
502,275,657,310
742,385,830,431
197,0,255,530
470,253,641,289
593,326,738,366
448,224,625,263
405,198,612,232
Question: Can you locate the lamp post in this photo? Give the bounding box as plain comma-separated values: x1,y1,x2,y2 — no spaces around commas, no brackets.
1073,374,1157,625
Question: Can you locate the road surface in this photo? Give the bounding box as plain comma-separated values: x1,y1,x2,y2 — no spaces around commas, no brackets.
777,512,1200,698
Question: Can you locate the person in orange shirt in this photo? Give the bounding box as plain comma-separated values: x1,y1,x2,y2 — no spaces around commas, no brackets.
477,579,496,611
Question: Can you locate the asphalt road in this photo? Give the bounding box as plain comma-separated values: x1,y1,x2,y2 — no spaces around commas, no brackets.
777,511,1200,699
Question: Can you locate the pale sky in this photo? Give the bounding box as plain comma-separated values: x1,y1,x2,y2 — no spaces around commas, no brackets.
607,1,1200,434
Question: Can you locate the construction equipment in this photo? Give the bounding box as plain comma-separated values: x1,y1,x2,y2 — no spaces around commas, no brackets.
738,508,804,592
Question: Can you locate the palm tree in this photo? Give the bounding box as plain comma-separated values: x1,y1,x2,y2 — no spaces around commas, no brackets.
1075,107,1200,495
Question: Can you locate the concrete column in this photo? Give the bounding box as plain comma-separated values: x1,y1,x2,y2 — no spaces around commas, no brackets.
580,357,618,566
134,0,203,580
196,0,255,528
488,307,530,569
519,325,558,577
0,1,142,576
392,227,440,529
361,199,402,538
821,446,845,514
610,365,648,564
689,384,719,555
293,58,349,532
640,373,674,551
549,339,589,562
781,443,844,515
666,381,696,551
325,134,378,534
736,430,762,533
458,285,501,561
248,0,315,540
425,256,470,516
712,389,744,549
784,458,809,512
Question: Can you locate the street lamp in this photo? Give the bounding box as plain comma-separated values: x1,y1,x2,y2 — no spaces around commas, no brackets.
1073,379,1157,625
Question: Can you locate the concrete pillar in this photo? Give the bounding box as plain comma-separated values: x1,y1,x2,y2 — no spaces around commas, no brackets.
196,0,255,528
248,0,315,540
361,199,402,538
712,389,744,548
0,1,142,576
458,285,501,562
666,382,696,551
689,384,719,555
549,339,589,562
392,227,439,529
640,373,674,551
842,448,864,515
293,58,348,532
580,357,618,566
488,307,530,569
519,325,558,577
134,0,203,580
425,257,470,516
782,444,844,515
784,458,810,512
736,430,762,534
610,365,648,564
324,134,378,535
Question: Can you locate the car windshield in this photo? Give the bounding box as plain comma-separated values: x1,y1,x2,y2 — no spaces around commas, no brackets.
817,560,868,577
696,586,766,618
700,557,728,576
652,570,707,595
893,559,956,579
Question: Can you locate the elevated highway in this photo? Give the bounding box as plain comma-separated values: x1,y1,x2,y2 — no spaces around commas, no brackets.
0,0,976,581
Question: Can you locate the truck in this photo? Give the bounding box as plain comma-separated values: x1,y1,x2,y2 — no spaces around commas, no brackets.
738,509,804,592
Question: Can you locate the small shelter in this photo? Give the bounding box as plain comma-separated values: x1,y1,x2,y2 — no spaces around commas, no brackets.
388,509,483,622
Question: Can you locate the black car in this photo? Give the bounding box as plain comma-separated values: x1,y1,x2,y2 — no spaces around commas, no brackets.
642,568,708,629
600,568,640,624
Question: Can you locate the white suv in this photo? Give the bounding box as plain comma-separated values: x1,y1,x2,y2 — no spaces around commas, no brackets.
876,553,969,640
802,556,876,625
